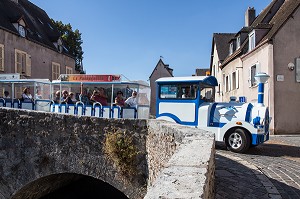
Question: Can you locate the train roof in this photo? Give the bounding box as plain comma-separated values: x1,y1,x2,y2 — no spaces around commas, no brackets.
156,76,218,86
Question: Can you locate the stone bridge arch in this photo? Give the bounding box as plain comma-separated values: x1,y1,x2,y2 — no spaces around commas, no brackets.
0,108,148,199
11,173,128,199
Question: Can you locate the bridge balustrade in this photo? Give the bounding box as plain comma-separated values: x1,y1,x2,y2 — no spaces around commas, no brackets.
0,98,5,107
35,100,52,112
0,100,138,119
20,101,34,110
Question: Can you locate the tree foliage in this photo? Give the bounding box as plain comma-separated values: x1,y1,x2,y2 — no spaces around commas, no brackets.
51,19,84,72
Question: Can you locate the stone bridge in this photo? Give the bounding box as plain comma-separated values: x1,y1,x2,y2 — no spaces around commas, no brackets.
0,108,215,199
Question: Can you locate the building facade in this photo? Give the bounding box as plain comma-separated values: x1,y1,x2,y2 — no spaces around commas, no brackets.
149,59,173,116
0,0,78,83
210,0,300,134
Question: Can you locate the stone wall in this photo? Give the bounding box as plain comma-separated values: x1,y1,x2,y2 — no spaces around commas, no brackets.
145,121,215,199
0,108,215,199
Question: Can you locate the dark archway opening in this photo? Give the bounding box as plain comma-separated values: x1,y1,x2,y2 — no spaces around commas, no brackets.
12,173,128,199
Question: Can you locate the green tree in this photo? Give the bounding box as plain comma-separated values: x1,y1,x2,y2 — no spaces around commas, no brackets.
51,19,84,73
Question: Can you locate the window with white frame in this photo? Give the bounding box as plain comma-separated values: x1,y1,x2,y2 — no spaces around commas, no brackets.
236,35,241,49
15,49,31,76
0,44,4,71
249,31,255,51
66,66,73,74
52,62,60,80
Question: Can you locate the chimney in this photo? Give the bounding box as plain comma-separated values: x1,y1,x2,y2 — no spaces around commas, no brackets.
245,7,256,27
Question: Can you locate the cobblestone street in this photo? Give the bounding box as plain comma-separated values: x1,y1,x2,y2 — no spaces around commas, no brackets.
215,135,300,199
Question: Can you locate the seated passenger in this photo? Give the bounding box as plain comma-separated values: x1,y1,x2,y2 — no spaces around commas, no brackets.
69,92,77,103
54,90,61,103
125,91,138,108
115,91,125,107
182,87,191,98
35,90,42,100
90,87,108,106
4,91,10,99
22,87,33,102
79,86,91,105
61,90,73,104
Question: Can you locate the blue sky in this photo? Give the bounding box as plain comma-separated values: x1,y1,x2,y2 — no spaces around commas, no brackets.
30,0,272,82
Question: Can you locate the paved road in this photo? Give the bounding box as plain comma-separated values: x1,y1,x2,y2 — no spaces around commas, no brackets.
215,135,300,199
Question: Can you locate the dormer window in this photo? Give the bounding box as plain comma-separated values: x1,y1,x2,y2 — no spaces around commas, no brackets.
229,42,234,55
236,35,241,49
18,25,26,37
249,31,255,51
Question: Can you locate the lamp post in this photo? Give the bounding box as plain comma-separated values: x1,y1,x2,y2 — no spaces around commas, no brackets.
254,72,270,107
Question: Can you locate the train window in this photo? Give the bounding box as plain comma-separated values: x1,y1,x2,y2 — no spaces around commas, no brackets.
200,83,215,102
159,84,198,99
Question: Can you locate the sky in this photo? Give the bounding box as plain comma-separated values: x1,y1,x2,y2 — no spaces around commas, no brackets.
30,0,272,82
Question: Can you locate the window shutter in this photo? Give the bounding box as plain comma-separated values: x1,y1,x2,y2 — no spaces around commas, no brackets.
16,52,22,73
236,69,239,89
52,64,56,80
256,62,261,74
248,67,252,87
26,54,31,76
224,75,227,92
229,73,233,91
21,53,26,74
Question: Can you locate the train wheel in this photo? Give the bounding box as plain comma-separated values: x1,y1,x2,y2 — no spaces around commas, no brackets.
225,128,251,153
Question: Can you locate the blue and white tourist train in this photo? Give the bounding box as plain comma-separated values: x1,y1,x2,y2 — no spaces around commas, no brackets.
0,73,270,153
155,73,270,153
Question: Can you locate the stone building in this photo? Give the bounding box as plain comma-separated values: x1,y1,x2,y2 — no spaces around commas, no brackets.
0,0,79,84
210,0,300,134
149,59,173,116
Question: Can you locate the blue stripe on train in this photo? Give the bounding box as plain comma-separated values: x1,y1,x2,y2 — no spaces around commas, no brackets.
251,134,269,145
245,103,253,123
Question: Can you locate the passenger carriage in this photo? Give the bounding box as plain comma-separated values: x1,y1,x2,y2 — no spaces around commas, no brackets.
51,74,150,119
0,74,51,111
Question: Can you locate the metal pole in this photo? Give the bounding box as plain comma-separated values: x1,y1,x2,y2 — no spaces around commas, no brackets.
111,84,114,108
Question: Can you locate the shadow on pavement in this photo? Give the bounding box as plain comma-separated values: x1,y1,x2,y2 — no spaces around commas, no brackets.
247,143,300,159
215,154,300,199
215,141,300,159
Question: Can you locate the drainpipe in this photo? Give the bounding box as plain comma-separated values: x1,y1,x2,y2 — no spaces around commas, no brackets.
254,72,270,107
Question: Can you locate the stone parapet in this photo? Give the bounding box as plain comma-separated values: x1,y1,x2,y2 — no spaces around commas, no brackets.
145,121,215,199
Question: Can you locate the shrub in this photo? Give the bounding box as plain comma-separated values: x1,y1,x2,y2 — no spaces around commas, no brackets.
104,129,140,176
